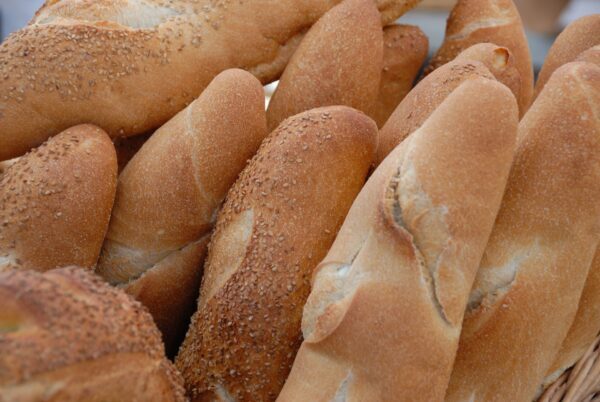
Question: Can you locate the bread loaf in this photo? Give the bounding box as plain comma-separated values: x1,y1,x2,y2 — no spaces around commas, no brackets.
372,24,428,127
445,62,600,402
541,45,600,386
0,0,420,161
0,158,18,176
176,106,377,402
423,0,533,114
266,0,383,131
277,78,518,402
96,69,267,355
0,125,117,272
0,266,186,402
534,15,600,98
376,43,520,164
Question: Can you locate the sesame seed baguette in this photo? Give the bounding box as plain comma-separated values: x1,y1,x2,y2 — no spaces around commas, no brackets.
423,0,533,114
0,124,117,272
0,0,420,161
176,106,378,402
541,45,600,386
534,15,600,99
266,0,384,132
0,267,186,402
277,78,518,402
96,69,267,355
0,158,19,176
372,24,429,128
445,62,600,402
376,43,520,165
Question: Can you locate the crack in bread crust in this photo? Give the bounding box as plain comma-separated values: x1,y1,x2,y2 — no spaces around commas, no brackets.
385,163,451,325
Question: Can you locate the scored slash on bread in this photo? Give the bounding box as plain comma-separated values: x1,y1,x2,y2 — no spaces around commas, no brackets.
266,0,384,132
0,125,117,272
96,69,267,356
446,62,600,402
423,0,533,114
376,42,521,165
176,106,378,402
0,0,421,161
277,78,518,402
0,267,186,402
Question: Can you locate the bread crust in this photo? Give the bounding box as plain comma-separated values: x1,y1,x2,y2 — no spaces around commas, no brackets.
176,106,377,402
424,0,533,114
0,267,186,402
97,69,267,354
446,62,600,402
535,15,600,99
0,124,117,272
371,24,428,127
277,78,518,402
266,0,384,131
0,0,420,160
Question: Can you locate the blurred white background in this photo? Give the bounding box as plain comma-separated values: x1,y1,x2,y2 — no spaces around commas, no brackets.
0,0,598,70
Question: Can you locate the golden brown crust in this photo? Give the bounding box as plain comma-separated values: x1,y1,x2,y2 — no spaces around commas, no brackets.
535,15,600,99
371,24,429,127
97,69,267,353
576,45,600,66
277,78,518,402
0,0,420,160
546,248,600,384
176,106,377,402
0,125,117,272
424,0,533,114
376,58,494,165
266,0,384,131
0,267,186,402
446,62,600,402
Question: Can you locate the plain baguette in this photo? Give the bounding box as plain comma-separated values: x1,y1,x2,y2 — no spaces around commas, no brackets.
96,69,267,355
445,62,600,402
376,43,520,164
424,0,533,114
0,125,117,272
534,15,600,99
277,78,518,402
0,267,185,402
372,24,429,127
266,0,384,131
176,106,377,402
542,45,600,385
0,0,419,161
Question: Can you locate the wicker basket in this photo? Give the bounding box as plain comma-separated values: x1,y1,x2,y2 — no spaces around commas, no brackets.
539,334,600,402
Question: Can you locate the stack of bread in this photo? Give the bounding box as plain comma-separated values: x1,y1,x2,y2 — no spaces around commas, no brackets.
0,0,598,401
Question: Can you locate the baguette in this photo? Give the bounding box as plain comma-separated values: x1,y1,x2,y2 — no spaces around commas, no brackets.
376,43,520,164
176,106,378,402
423,0,533,114
534,15,600,99
0,125,117,272
277,78,518,402
0,158,18,176
372,24,429,127
266,0,383,131
445,62,600,402
0,267,185,402
0,0,419,161
96,69,267,355
542,45,600,385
